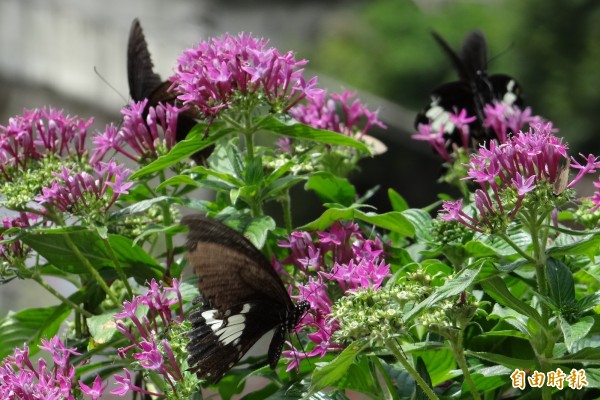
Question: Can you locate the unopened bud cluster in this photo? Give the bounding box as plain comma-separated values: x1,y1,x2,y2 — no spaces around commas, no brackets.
331,285,429,346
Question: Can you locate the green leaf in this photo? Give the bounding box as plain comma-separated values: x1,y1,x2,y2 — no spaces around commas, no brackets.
557,347,600,363
470,231,532,257
106,234,163,281
465,240,502,257
87,311,118,344
560,316,594,353
241,216,276,249
480,276,545,328
547,233,600,259
218,214,276,249
130,122,234,179
217,372,245,400
467,351,536,370
333,355,381,398
244,155,264,185
0,305,71,359
110,196,179,219
401,209,432,242
262,175,308,199
301,206,414,237
268,382,348,400
413,348,456,386
546,257,576,309
403,262,483,322
414,357,432,400
305,172,356,207
388,188,408,212
308,342,365,395
21,228,162,282
466,366,512,394
20,227,109,274
260,115,370,153
190,165,244,187
155,175,202,191
477,330,530,340
576,292,600,313
373,358,414,399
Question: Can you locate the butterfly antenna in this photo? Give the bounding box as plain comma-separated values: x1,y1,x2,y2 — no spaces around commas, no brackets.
94,66,128,103
395,338,408,359
294,329,313,370
487,40,516,66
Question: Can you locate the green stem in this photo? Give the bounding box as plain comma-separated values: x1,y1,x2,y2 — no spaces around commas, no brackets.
450,333,481,400
386,340,440,400
32,275,93,317
159,170,175,276
63,233,120,305
522,209,553,400
245,132,255,162
497,233,536,264
281,190,293,232
101,237,133,298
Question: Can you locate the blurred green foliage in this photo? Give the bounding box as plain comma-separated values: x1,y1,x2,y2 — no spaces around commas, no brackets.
307,0,600,152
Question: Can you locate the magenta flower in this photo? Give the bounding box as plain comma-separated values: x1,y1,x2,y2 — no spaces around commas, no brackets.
413,101,545,160
171,32,320,120
568,154,600,189
279,221,390,368
439,122,598,232
0,338,80,400
0,212,41,262
35,160,133,213
91,100,187,164
412,122,452,162
0,107,93,180
113,279,185,393
483,102,542,143
289,90,385,140
588,178,600,212
79,375,107,400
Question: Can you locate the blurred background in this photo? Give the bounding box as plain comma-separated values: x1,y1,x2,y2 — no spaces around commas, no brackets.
1,0,599,321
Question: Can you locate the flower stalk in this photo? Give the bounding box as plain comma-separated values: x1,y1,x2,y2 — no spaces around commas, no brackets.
386,339,440,400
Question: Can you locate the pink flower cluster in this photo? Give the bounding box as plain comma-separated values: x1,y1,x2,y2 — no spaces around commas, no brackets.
440,123,600,231
413,102,541,162
0,337,90,400
112,279,184,397
36,160,133,213
171,32,321,119
0,212,40,262
289,90,385,140
277,221,390,370
91,100,187,164
0,107,93,180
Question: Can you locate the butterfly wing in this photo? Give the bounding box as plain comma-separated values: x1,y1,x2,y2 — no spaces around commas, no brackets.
182,214,293,311
182,215,299,382
127,18,163,101
187,301,287,382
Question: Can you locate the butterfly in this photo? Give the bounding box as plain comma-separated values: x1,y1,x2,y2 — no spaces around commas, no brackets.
415,29,523,147
181,214,310,383
127,18,210,164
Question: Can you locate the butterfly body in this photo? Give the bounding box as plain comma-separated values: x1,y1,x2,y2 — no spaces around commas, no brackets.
182,214,309,383
415,30,523,144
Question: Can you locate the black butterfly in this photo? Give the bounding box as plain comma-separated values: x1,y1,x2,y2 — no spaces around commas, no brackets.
181,214,310,383
127,18,210,164
415,29,523,147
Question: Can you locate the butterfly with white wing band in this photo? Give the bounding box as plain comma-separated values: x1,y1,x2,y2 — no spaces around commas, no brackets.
415,29,524,148
182,214,309,383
